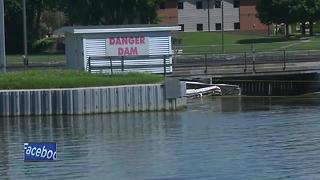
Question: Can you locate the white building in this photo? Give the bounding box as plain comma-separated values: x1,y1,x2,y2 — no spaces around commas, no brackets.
56,25,180,74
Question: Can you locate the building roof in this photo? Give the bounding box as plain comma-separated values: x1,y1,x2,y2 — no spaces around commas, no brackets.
55,24,180,34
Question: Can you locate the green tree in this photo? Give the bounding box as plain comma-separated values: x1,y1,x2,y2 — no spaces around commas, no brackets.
4,0,59,53
4,0,23,53
257,0,320,36
292,0,320,35
60,0,164,25
256,0,274,25
257,0,297,37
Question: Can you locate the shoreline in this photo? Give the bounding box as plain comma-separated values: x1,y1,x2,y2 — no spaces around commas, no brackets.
0,83,186,117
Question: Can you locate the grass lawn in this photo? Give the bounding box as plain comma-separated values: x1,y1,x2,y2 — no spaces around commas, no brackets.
0,70,164,90
176,32,320,54
6,54,65,65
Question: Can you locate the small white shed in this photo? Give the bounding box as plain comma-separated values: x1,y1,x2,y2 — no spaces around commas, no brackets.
56,25,180,74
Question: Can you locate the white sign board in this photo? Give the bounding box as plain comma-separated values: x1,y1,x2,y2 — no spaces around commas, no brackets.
107,36,149,56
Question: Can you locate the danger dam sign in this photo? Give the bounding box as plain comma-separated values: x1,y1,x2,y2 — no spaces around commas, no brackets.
107,36,149,56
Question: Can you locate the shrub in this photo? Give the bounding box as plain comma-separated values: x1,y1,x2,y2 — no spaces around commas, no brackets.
31,38,56,53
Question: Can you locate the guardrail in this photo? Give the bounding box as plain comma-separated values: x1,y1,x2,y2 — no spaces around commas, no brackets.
173,49,320,74
87,54,173,75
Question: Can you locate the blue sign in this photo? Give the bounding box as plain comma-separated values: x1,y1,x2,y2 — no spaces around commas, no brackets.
24,143,57,161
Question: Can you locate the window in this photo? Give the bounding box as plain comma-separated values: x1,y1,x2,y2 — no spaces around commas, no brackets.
216,23,222,30
234,22,240,30
197,24,203,31
160,2,165,9
215,0,221,8
233,0,239,8
178,2,184,9
179,24,185,31
196,1,203,9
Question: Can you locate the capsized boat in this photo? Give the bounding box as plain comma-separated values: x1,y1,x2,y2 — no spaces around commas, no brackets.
185,81,222,97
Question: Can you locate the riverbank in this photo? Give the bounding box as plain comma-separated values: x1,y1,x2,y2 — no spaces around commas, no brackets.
0,70,164,89
0,83,186,116
0,70,186,116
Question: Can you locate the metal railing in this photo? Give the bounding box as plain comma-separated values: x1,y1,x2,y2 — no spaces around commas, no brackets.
87,54,173,75
172,49,320,74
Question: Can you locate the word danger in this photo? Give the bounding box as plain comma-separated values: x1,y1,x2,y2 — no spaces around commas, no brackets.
108,36,147,56
24,143,57,161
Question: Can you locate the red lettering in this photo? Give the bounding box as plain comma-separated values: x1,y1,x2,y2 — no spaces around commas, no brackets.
109,37,115,45
110,36,146,45
135,37,140,45
121,37,128,45
131,47,138,55
117,47,139,56
116,37,121,45
124,48,130,55
140,37,145,44
129,37,134,45
118,48,124,56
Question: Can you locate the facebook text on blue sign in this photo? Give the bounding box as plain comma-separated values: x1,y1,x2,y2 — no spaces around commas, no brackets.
24,143,57,161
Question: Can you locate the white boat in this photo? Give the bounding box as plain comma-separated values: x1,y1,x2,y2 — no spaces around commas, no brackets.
185,81,222,97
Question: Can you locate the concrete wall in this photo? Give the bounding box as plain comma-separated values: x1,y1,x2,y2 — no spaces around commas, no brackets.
0,84,186,117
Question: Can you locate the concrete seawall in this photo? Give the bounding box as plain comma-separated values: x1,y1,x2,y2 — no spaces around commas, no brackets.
0,84,186,117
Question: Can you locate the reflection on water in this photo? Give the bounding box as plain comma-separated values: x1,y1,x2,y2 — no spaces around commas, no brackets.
1,97,320,179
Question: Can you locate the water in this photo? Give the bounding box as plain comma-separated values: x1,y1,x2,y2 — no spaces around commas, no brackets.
1,97,320,180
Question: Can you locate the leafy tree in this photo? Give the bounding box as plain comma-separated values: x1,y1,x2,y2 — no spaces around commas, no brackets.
257,0,320,36
4,0,23,53
291,0,320,35
272,0,296,37
257,0,295,36
256,0,274,25
4,0,59,53
3,0,164,53
60,0,164,25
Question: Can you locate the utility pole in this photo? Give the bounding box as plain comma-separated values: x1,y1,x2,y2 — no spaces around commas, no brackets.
23,0,28,68
221,0,225,53
207,0,210,31
0,0,6,73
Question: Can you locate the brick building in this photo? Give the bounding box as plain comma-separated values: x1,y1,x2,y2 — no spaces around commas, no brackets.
158,0,179,25
157,0,268,32
239,0,268,31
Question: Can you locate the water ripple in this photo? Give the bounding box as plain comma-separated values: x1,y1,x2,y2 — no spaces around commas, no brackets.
1,97,320,179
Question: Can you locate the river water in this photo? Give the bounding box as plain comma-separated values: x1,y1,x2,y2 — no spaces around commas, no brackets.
1,97,320,180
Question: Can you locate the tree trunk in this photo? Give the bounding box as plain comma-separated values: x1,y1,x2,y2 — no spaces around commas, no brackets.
285,24,290,38
35,10,42,39
301,22,306,35
309,22,314,36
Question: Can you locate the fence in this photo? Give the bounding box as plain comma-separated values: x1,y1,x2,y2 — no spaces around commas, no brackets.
173,49,320,74
87,54,173,75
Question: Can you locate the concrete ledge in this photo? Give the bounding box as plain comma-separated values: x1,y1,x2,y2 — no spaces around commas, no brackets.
0,84,186,117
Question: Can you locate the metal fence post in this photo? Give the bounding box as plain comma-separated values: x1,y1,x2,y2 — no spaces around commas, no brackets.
252,44,256,73
88,57,91,73
163,55,167,76
110,57,113,75
204,53,208,73
283,50,286,71
244,52,247,72
121,56,124,72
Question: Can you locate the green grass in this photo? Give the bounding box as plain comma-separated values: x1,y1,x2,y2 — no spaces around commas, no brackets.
0,70,164,90
176,32,320,54
6,54,65,65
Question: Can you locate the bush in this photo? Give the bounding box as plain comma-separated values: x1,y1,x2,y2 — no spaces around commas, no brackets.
31,38,56,53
